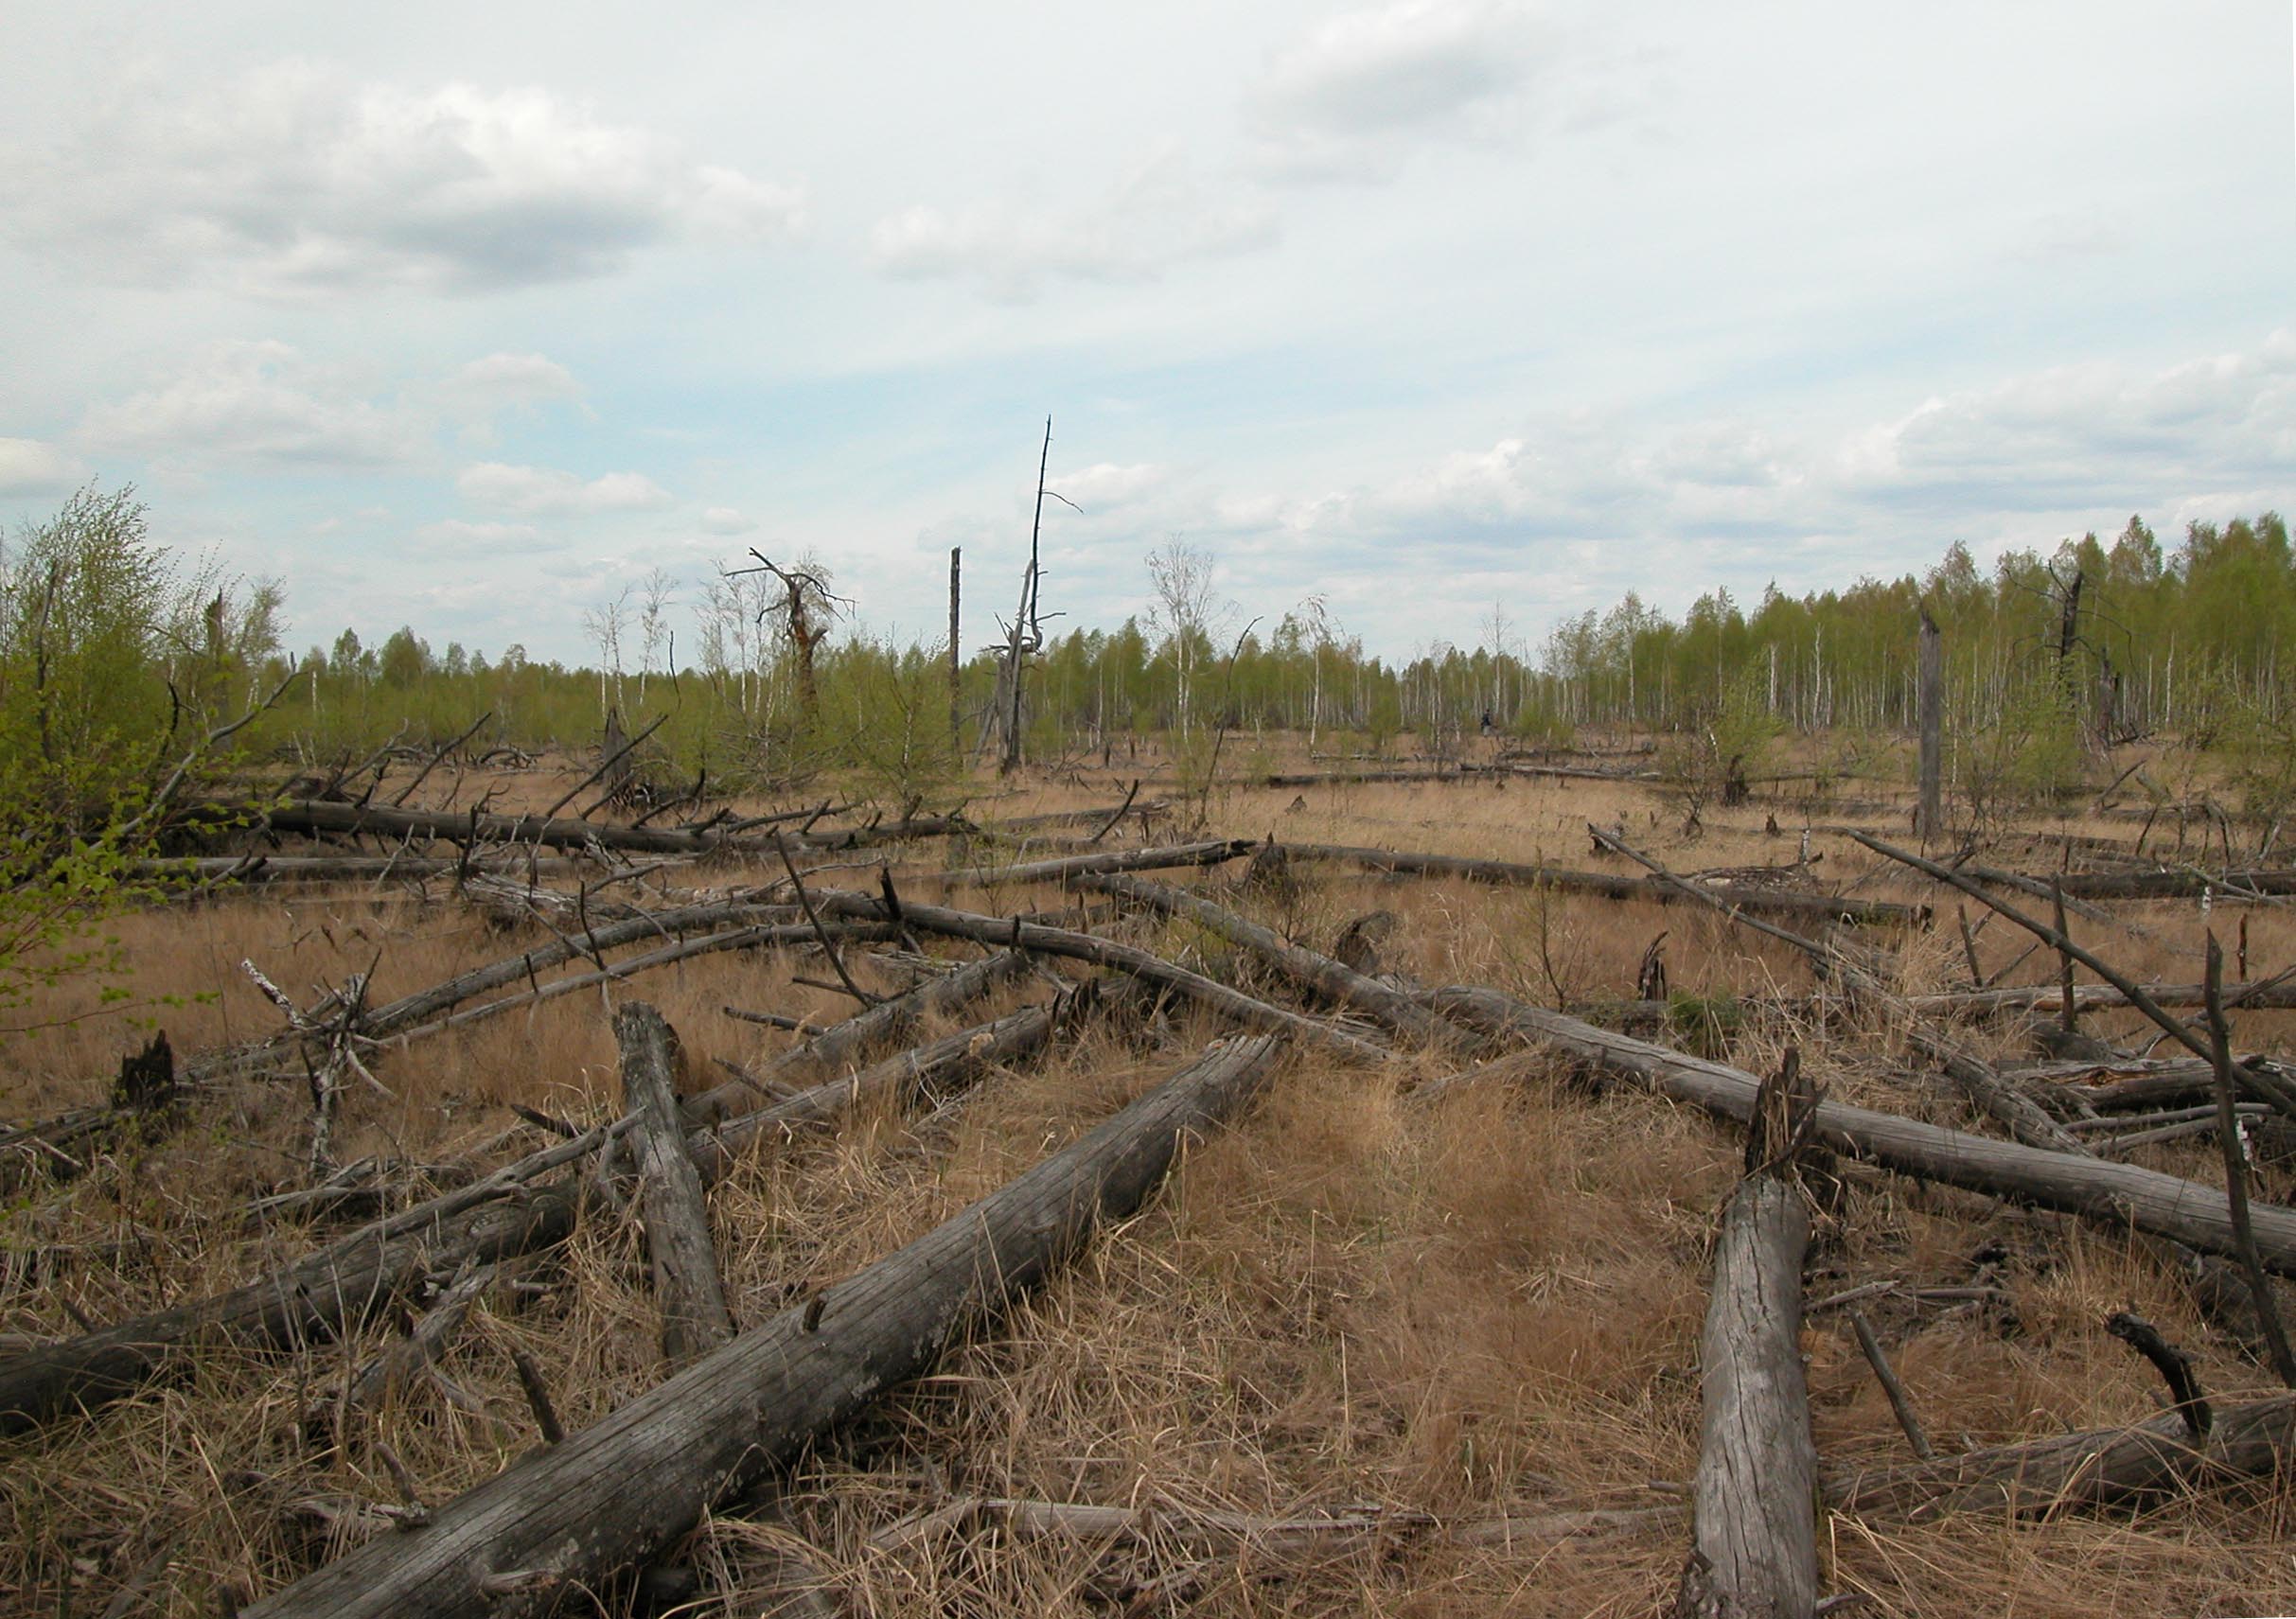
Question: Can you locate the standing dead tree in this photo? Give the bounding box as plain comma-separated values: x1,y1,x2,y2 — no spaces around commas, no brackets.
726,552,848,730
976,417,1071,775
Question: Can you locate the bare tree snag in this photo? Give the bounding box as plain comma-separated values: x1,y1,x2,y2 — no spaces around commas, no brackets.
947,544,962,752
616,1004,734,1366
240,1034,1282,1619
1421,985,2296,1275
1278,843,1921,927
1675,1050,1822,1619
1916,606,1942,844
1075,871,1465,1048
807,891,1393,1062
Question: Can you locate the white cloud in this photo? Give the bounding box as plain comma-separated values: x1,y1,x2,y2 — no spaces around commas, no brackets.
870,145,1277,301
79,341,428,466
700,506,757,535
1836,329,2296,510
443,353,582,409
0,437,89,496
1247,0,1544,180
457,461,675,515
414,518,556,554
0,62,807,296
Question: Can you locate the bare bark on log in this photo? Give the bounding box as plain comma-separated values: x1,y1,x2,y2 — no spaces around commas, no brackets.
683,949,1029,1127
808,891,1392,1062
1905,979,2296,1016
1421,985,2296,1275
241,1034,1282,1619
1677,1056,1822,1619
1968,865,2296,900
1278,842,1921,927
938,838,1254,890
1827,1393,2296,1520
0,987,1056,1435
132,855,616,886
616,1004,734,1366
1075,871,1465,1048
213,799,974,859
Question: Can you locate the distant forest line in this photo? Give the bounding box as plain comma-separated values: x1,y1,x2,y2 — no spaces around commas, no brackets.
6,490,2294,838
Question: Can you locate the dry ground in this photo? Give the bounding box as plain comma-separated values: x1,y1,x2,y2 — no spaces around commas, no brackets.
4,738,2294,1616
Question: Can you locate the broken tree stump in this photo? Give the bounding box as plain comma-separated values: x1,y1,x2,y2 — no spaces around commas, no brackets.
241,1034,1282,1619
1675,1050,1824,1619
616,1003,734,1366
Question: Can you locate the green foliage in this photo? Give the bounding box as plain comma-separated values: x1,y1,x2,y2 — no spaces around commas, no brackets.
1665,991,1743,1061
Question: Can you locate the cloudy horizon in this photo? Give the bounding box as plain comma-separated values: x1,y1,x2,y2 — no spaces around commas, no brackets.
3,0,2289,667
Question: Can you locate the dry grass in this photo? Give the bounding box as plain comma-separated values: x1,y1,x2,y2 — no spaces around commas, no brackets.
4,740,2296,1616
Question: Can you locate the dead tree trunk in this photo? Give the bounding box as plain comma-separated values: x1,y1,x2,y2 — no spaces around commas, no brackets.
616,1004,733,1366
947,545,963,753
1676,1054,1822,1619
807,890,1392,1062
1422,985,2296,1275
242,1034,1281,1619
1916,606,1942,843
1828,1393,2296,1520
1075,871,1466,1048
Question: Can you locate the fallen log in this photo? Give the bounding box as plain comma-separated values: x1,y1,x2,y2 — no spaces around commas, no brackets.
1827,1393,2296,1520
1074,871,1463,1047
131,854,613,885
1903,979,2296,1017
1676,1054,1823,1619
937,838,1255,890
1278,843,1921,927
1969,864,2296,901
206,799,976,860
685,949,1030,1126
616,1005,734,1366
808,891,1393,1062
1422,986,2296,1275
0,991,1062,1436
242,1034,1282,1618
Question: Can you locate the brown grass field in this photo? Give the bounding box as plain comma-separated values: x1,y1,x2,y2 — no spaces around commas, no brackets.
4,736,2294,1617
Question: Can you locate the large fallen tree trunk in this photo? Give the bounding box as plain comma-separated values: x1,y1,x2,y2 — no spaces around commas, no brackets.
1277,843,1922,927
1828,1393,2296,1520
0,992,1065,1436
203,799,974,859
132,854,616,885
1422,986,2296,1275
617,1004,735,1366
1075,871,1465,1048
809,891,1392,1062
243,1034,1282,1619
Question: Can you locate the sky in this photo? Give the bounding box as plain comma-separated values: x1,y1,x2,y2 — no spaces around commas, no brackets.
1,0,2291,668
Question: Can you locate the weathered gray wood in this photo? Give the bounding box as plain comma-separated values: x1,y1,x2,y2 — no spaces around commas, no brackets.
809,891,1392,1063
242,1034,1282,1619
1906,980,2296,1016
1075,870,1465,1048
616,1004,734,1366
211,798,975,859
684,949,1030,1127
1828,1393,2296,1520
1278,842,1921,927
1683,1176,1816,1619
1422,986,2296,1275
939,838,1254,890
0,990,1053,1435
